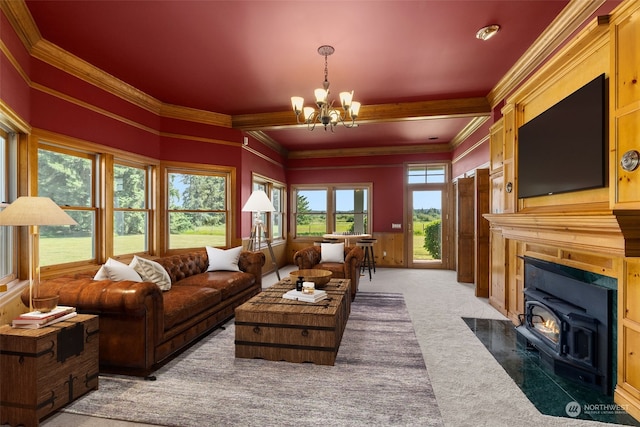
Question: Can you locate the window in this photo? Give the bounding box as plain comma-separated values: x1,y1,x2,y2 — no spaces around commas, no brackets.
293,185,371,238
270,186,284,241
252,175,285,242
0,129,16,284
167,169,231,249
113,161,150,255
294,188,327,237
335,188,368,234
38,145,97,266
408,165,446,184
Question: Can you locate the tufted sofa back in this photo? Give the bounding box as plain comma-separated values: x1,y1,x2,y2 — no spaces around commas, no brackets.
156,250,209,284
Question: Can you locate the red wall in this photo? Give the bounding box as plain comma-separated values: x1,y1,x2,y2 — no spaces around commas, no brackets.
1,11,31,123
1,10,491,243
451,120,492,178
286,151,452,234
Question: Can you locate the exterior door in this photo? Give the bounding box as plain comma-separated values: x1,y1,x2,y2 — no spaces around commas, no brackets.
408,189,444,268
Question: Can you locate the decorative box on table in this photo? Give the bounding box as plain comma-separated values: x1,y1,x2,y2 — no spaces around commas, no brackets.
0,314,99,427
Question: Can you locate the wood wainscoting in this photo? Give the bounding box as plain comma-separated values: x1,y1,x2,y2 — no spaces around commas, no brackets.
287,232,405,268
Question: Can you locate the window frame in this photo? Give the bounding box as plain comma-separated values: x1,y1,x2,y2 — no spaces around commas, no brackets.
31,130,160,277
37,143,99,269
0,128,17,285
251,174,286,244
407,163,448,185
292,183,372,239
163,163,235,253
112,159,153,257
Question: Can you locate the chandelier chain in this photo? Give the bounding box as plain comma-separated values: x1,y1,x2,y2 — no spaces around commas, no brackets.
324,52,329,86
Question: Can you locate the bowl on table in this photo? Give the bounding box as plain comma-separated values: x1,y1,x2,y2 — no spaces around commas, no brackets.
289,269,333,288
32,295,59,313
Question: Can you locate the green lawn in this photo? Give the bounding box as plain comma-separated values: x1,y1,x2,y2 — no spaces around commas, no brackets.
296,218,360,236
39,221,437,265
40,230,226,266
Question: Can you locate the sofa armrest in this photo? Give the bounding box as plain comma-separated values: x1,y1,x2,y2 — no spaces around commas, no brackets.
293,246,322,269
344,246,364,298
344,245,364,267
22,277,163,316
238,250,266,288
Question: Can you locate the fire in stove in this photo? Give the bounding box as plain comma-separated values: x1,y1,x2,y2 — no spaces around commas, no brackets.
534,316,560,340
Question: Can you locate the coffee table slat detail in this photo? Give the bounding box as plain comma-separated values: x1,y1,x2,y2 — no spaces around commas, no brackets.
235,278,350,365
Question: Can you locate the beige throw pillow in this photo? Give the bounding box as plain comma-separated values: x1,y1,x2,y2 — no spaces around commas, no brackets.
130,256,172,291
94,258,142,282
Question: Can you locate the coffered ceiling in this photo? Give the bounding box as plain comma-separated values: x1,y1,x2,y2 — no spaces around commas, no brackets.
20,0,621,155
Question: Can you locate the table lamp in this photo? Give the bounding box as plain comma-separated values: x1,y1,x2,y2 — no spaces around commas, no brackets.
0,196,77,311
242,190,279,279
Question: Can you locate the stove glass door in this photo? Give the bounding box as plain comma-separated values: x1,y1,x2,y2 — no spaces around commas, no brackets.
528,302,561,345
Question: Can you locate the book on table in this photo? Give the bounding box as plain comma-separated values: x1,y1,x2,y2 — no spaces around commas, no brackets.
282,289,328,303
12,306,77,329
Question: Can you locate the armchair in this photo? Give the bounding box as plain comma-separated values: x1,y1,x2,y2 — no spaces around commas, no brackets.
293,245,364,300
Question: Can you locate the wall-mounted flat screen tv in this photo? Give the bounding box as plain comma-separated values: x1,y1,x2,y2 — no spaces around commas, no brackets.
517,73,606,199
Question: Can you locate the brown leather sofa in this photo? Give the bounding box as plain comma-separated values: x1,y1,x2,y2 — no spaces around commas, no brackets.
23,249,265,377
293,245,364,300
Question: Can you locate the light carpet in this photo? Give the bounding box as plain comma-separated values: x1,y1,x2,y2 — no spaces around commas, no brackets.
62,292,443,426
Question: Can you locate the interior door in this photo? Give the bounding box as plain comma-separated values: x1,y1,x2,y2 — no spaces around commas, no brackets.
408,190,444,268
457,177,475,283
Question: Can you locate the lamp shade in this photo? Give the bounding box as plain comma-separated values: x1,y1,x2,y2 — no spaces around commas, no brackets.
241,190,275,213
0,196,78,226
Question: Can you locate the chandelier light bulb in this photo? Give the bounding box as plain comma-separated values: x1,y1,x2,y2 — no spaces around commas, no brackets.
350,101,361,119
291,96,304,114
339,91,353,109
314,88,328,106
303,106,315,122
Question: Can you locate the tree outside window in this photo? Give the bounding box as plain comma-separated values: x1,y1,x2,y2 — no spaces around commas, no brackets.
294,185,372,238
294,189,327,237
113,162,149,255
37,146,95,266
167,171,229,249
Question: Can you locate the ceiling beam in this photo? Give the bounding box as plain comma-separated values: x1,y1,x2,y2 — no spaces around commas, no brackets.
232,97,491,131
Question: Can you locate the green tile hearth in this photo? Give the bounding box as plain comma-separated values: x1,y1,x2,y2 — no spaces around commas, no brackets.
463,317,640,426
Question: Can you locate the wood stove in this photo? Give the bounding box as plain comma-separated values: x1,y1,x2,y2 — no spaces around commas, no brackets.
516,257,613,394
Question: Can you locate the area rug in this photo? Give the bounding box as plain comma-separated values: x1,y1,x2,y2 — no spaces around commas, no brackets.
62,292,443,426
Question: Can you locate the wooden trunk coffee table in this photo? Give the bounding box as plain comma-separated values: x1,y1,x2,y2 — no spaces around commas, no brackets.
234,278,350,366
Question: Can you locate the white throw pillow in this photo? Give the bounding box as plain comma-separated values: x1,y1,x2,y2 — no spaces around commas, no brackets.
129,256,172,291
321,242,345,263
94,258,142,282
206,246,242,272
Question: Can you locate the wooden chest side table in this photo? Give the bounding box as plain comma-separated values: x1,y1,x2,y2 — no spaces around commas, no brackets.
0,314,99,427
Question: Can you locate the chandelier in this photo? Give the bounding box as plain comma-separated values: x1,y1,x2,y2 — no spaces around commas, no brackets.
290,45,361,131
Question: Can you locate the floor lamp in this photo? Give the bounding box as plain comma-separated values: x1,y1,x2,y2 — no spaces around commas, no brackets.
242,190,280,280
0,196,77,312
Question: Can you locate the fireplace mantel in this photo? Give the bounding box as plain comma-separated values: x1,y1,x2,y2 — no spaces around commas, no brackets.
484,205,640,258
